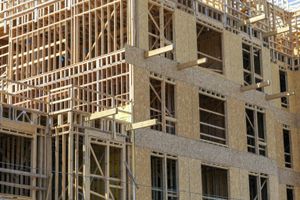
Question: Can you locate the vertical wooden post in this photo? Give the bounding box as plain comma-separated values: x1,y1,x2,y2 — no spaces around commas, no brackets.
121,145,126,200
62,134,66,200
83,135,90,200
105,143,110,200
68,85,74,199
55,135,59,200
161,79,166,133
68,128,74,200
32,133,37,200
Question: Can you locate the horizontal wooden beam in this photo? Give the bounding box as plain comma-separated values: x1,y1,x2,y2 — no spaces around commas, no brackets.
244,14,266,24
126,119,157,131
263,26,290,37
89,108,118,120
0,181,47,191
265,91,295,101
240,80,271,92
0,167,47,178
144,45,174,58
177,58,207,71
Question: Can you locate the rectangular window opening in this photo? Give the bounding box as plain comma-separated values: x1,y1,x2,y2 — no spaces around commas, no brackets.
197,23,223,74
283,128,292,168
279,70,289,108
286,185,294,200
151,154,178,200
148,3,174,60
202,165,228,199
150,76,176,135
199,92,226,145
249,173,269,200
245,106,267,156
243,43,263,91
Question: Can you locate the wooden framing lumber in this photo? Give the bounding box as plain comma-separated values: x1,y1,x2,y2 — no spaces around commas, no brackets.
263,26,290,37
0,168,46,179
126,119,157,131
177,58,207,70
0,181,46,191
240,80,271,92
144,45,174,58
265,91,295,101
45,174,53,200
244,14,266,24
88,108,118,121
0,0,299,199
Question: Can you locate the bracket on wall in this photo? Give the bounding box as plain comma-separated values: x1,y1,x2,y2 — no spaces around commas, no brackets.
240,80,271,92
177,58,207,71
144,45,174,58
265,91,295,100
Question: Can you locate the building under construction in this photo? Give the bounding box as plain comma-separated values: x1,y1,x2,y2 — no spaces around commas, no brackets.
0,0,299,199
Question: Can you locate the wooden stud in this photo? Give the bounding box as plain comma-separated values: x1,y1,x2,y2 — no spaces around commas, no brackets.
144,45,174,58
88,108,118,121
0,0,298,199
126,119,157,131
240,80,271,92
177,58,207,71
265,91,295,101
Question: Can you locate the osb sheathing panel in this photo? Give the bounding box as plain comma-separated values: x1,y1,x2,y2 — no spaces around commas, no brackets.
223,31,243,84
289,71,300,114
266,109,277,160
187,159,202,195
278,184,287,200
262,47,272,94
269,175,280,200
291,127,300,172
190,193,202,200
136,0,148,50
295,187,300,200
135,146,151,200
287,70,296,113
275,122,285,168
229,168,249,199
178,157,190,194
278,167,300,186
174,10,197,63
125,45,298,128
270,63,281,108
133,66,150,122
179,192,189,200
226,97,247,151
176,81,199,139
0,118,35,134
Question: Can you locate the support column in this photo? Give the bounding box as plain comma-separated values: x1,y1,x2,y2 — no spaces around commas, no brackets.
105,143,110,200
83,135,90,200
31,133,37,200
68,111,74,200
68,131,74,200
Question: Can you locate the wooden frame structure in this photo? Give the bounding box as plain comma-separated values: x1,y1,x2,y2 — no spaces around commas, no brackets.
245,103,267,157
0,0,298,199
149,73,176,135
